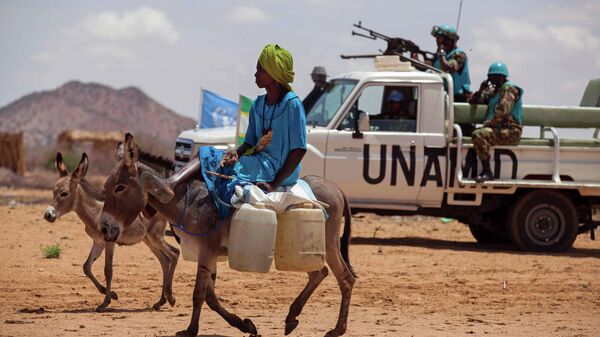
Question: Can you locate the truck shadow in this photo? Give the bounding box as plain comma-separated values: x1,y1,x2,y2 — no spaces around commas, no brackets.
352,236,600,258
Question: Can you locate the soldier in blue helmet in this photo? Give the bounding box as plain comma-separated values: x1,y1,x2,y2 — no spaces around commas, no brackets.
417,24,473,135
468,62,524,182
425,24,472,102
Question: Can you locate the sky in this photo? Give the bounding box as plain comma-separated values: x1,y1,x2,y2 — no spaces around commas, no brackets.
1,0,599,124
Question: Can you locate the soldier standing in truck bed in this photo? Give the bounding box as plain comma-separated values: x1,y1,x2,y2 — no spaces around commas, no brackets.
413,24,471,102
468,62,524,182
302,66,328,114
415,24,473,134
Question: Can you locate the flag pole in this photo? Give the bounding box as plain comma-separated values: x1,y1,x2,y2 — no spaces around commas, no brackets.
234,95,243,148
197,87,204,129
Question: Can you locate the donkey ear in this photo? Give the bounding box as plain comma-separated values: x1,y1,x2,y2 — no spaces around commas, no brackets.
55,152,69,177
124,133,139,167
71,153,89,182
115,142,124,161
139,171,175,203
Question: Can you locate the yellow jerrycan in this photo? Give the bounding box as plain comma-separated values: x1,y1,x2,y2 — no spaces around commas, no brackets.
275,203,326,272
228,202,277,273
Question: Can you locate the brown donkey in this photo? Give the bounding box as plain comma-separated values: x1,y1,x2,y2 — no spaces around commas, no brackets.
99,133,356,337
44,152,180,312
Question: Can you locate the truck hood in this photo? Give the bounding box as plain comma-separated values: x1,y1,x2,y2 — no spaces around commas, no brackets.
177,126,236,145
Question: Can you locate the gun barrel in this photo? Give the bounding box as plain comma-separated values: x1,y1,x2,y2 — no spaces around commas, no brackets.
352,31,376,40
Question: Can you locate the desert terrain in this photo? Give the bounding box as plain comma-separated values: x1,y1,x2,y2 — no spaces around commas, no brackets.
1,187,599,337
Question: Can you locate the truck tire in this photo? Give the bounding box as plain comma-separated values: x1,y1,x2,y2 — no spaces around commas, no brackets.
468,224,508,244
507,190,578,252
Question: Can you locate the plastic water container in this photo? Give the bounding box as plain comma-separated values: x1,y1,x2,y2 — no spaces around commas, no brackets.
275,203,326,272
177,228,228,263
179,230,197,262
228,203,277,273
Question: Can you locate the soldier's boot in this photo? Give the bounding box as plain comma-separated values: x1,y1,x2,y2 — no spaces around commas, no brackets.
475,159,494,182
143,159,201,203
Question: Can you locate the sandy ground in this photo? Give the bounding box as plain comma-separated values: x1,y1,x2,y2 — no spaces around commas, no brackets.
1,188,599,337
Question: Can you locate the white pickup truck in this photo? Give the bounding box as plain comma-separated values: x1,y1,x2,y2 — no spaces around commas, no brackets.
174,59,600,252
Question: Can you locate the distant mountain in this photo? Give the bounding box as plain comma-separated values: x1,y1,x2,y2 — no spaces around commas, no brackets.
0,81,196,168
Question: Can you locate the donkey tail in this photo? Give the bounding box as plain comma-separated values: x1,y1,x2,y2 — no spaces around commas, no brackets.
340,192,357,278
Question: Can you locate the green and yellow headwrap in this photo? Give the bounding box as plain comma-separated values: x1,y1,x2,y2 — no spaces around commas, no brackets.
258,44,294,91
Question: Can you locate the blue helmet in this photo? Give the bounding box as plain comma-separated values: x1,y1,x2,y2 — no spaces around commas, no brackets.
431,24,459,40
487,62,509,77
387,90,404,102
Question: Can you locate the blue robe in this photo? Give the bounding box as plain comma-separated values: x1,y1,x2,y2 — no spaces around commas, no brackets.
200,91,307,219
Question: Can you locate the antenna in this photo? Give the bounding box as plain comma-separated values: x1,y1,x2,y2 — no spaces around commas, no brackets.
456,0,464,32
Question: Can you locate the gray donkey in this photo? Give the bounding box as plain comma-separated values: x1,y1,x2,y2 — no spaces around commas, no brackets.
99,133,356,337
44,152,179,312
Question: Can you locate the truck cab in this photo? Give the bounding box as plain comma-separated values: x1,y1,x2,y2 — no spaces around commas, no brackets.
302,68,448,210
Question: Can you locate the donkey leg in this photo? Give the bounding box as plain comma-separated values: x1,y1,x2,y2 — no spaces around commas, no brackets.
205,274,258,335
83,242,118,300
96,243,116,312
160,239,179,307
175,262,212,337
147,236,180,308
285,267,329,335
324,252,356,337
143,238,170,310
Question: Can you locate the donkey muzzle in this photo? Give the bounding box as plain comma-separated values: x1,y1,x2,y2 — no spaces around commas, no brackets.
44,206,56,223
100,218,120,242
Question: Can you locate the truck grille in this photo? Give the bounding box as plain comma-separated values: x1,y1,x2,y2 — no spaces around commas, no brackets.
174,138,194,171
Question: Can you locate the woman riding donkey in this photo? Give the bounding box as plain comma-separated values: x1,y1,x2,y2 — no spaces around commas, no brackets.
103,44,356,337
154,44,307,211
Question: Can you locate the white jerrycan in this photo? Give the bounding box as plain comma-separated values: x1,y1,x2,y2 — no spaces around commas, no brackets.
177,228,227,262
275,203,326,272
228,202,277,273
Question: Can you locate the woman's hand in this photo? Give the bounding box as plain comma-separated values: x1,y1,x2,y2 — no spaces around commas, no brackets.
220,150,239,167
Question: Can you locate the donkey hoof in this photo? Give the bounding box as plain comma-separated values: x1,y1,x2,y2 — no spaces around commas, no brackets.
175,329,196,337
95,303,110,312
325,329,343,337
168,295,176,307
110,291,118,300
285,319,299,335
243,318,258,335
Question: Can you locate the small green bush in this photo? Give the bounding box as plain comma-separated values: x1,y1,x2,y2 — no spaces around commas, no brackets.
41,243,61,259
44,150,80,172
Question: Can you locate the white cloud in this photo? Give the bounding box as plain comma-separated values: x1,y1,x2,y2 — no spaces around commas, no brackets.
463,0,600,105
83,7,179,44
85,44,137,61
226,5,269,24
31,50,56,64
304,0,344,7
547,25,600,53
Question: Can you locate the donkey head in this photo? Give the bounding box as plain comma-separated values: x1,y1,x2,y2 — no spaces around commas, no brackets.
44,152,88,223
101,132,176,242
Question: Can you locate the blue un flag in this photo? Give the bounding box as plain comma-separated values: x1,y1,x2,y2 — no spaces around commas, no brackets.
200,90,238,128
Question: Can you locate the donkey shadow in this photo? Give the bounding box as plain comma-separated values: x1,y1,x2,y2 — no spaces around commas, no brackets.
158,335,230,337
60,307,154,314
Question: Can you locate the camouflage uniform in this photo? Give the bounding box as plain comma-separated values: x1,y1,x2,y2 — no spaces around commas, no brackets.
472,84,523,161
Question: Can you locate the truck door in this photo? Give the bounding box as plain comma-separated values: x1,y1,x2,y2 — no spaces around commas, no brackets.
325,84,425,207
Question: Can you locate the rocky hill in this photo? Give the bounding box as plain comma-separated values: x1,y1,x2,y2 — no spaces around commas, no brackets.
0,81,195,168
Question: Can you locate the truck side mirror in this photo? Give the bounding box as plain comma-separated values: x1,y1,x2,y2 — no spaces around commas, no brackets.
353,111,369,139
358,111,370,132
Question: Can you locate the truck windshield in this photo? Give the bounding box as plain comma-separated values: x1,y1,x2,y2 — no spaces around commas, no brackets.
306,79,358,127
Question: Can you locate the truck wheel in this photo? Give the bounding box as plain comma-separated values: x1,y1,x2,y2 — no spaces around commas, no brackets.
468,224,508,244
508,190,578,252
